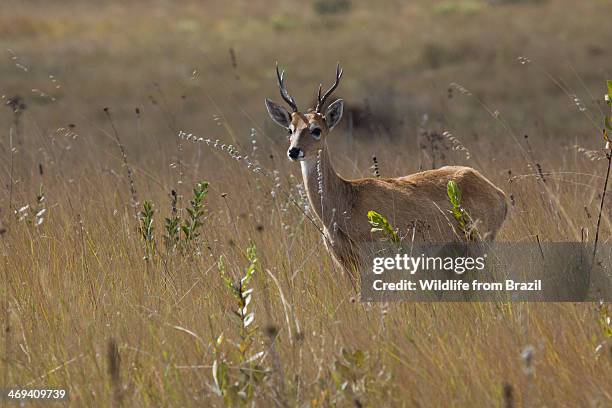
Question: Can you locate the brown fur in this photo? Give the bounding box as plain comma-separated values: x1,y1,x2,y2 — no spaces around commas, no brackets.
289,112,507,274
267,89,507,275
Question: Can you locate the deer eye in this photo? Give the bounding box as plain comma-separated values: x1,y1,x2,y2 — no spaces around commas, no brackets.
311,128,321,139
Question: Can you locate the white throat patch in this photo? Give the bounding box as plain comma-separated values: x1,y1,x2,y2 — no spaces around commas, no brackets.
300,158,317,181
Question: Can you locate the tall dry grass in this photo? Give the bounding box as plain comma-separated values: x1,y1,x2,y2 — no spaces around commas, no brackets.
1,0,611,406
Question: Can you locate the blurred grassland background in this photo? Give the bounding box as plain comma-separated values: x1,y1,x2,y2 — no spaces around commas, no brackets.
1,0,611,406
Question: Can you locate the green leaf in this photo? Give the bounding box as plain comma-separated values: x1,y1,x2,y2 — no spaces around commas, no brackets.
367,210,400,245
243,312,255,328
607,80,612,100
447,180,461,207
447,180,476,238
331,369,343,388
212,360,229,393
605,115,612,132
351,350,366,368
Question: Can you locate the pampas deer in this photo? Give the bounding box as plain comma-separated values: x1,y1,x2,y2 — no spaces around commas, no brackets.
265,63,507,274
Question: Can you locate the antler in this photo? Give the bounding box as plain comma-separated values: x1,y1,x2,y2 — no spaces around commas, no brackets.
315,63,343,113
275,62,298,112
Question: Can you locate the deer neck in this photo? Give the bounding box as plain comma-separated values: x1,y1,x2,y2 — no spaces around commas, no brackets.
300,145,350,230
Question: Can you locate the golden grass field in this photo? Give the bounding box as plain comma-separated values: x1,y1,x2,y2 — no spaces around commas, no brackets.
1,0,611,406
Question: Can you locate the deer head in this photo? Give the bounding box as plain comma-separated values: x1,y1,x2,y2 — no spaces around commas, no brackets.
265,63,344,161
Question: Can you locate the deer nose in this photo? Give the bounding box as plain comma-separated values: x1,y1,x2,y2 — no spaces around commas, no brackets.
287,147,302,160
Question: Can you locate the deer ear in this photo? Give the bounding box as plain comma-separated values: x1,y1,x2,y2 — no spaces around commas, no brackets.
265,99,291,129
325,99,344,130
